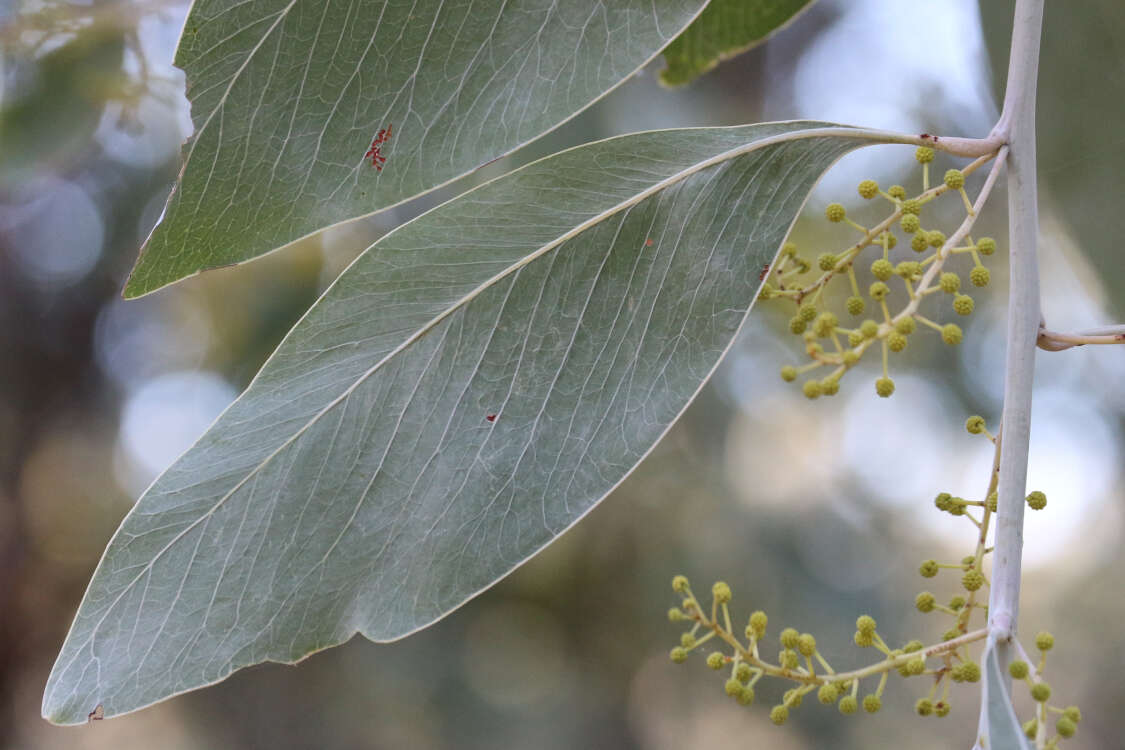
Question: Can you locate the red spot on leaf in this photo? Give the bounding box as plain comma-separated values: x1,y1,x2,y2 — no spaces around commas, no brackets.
365,124,392,170
485,414,497,422
759,263,771,281
644,238,653,247
88,704,104,722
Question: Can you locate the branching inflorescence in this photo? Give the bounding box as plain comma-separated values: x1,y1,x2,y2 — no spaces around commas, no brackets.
759,146,1008,399
668,416,1080,747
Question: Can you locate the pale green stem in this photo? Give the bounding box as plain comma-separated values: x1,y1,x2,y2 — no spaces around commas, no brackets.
988,0,1043,652
979,0,1044,746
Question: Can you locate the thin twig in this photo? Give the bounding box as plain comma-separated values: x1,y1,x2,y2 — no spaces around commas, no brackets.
892,148,1008,323
790,152,997,305
1037,323,1125,351
685,595,989,689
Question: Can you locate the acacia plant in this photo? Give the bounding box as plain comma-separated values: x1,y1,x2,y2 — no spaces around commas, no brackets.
40,0,1123,746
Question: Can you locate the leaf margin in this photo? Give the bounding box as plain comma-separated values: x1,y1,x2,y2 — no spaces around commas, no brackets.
659,0,818,87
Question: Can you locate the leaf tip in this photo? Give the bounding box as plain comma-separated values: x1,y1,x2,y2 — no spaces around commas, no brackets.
40,662,105,726
656,66,689,89
121,253,156,299
40,692,86,727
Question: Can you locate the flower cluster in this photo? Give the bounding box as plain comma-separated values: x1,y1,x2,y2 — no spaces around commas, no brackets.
667,416,1080,743
667,575,976,726
1010,633,1081,747
759,147,999,399
915,416,1077,746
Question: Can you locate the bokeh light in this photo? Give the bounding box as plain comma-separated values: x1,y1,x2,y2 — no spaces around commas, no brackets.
116,371,237,494
4,178,105,287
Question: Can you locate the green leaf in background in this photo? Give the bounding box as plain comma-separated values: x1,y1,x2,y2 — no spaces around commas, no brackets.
124,0,710,297
981,639,1035,750
0,29,124,189
660,0,816,87
44,120,881,724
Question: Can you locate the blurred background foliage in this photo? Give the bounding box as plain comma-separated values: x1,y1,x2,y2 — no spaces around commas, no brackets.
1,1,1122,748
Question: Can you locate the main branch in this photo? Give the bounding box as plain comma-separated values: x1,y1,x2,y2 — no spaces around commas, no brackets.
982,0,1044,734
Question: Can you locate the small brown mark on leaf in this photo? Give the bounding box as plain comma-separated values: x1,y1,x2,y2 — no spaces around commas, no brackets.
365,124,392,170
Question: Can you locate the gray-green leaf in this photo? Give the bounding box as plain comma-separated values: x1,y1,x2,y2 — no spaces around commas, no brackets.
660,0,816,87
44,120,880,724
124,0,710,297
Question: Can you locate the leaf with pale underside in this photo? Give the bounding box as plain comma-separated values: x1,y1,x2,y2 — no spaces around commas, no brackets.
660,0,816,87
44,120,884,724
125,0,710,297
